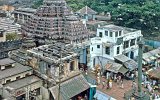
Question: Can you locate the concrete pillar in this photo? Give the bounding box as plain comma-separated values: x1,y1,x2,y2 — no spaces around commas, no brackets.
138,39,144,98
85,14,88,21
92,15,96,20
22,15,24,23
74,59,79,71
17,14,19,21
129,40,131,47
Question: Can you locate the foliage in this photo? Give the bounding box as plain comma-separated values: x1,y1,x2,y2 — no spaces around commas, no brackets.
32,0,160,39
32,0,43,9
6,32,19,40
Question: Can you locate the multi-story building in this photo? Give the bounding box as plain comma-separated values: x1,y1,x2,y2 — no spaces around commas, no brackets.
13,8,36,24
0,58,43,100
21,0,93,44
9,42,96,100
90,24,142,69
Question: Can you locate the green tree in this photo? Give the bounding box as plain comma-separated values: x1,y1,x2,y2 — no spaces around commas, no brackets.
6,32,19,41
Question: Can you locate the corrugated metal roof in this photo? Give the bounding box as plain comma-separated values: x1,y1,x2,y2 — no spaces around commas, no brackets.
147,68,160,79
49,74,90,100
105,62,128,74
114,54,130,63
123,60,138,70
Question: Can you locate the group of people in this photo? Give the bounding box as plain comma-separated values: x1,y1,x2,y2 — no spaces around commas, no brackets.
100,74,124,90
102,79,113,89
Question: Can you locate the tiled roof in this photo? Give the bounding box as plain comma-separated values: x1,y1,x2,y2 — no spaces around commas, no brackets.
123,60,138,71
0,62,32,79
4,75,41,89
0,58,15,66
49,74,90,100
77,6,97,15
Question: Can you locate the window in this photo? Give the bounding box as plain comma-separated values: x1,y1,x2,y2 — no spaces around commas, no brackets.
0,33,3,37
70,61,74,71
124,41,129,49
137,37,141,42
110,32,112,37
93,58,95,67
25,73,30,77
117,47,120,54
105,31,108,36
130,39,136,46
6,79,11,83
16,76,21,80
119,31,122,36
105,47,110,55
97,45,100,48
125,53,129,57
115,31,118,37
99,32,102,37
91,47,93,51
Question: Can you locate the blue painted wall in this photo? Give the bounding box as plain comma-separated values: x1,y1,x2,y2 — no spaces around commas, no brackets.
145,40,160,48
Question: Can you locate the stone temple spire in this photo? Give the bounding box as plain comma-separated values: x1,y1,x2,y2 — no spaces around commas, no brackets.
21,0,92,44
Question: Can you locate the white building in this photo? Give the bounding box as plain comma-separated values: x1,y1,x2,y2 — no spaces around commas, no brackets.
90,24,142,69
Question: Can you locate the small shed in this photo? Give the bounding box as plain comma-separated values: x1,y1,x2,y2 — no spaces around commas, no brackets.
114,54,138,71
76,6,97,21
105,62,128,75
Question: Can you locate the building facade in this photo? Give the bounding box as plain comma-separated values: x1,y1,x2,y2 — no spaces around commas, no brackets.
90,24,142,69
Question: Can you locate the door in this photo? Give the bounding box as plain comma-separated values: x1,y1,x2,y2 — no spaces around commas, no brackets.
130,51,134,59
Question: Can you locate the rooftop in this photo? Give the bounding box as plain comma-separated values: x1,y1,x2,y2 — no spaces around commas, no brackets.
0,58,16,66
27,43,78,64
4,75,41,89
77,6,97,15
114,54,131,63
98,24,138,33
15,7,36,13
49,74,90,100
0,61,32,79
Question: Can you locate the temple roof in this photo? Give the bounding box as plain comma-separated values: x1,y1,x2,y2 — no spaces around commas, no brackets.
77,6,97,15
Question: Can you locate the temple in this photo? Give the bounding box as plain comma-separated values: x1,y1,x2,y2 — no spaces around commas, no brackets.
21,0,93,44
